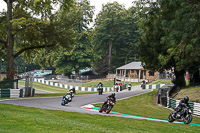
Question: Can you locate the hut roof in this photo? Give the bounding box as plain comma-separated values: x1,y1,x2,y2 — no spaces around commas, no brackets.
116,62,144,70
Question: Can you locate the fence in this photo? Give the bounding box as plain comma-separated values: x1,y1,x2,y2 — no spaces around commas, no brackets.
0,88,35,98
34,78,114,92
144,84,166,89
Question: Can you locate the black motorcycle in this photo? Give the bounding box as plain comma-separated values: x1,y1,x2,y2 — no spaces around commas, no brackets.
168,107,192,124
99,97,115,114
61,92,72,106
97,87,103,95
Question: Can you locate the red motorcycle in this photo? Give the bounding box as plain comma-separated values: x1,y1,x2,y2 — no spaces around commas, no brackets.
115,85,119,92
99,96,116,114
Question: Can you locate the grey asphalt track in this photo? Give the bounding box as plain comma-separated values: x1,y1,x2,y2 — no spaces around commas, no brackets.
0,86,151,115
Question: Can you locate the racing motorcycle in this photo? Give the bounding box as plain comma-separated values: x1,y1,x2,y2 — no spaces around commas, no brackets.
128,83,132,91
115,85,119,92
97,86,103,95
168,107,193,124
99,96,116,114
61,92,72,106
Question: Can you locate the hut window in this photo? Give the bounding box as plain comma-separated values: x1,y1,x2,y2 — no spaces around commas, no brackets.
149,71,154,76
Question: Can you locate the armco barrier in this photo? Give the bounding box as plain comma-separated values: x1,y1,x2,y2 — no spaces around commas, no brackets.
144,84,166,89
0,88,35,98
34,78,114,92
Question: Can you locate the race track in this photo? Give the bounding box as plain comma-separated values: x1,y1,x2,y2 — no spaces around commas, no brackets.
0,86,150,115
1,87,199,126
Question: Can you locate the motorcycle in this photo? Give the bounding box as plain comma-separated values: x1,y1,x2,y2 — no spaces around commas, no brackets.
141,80,146,89
61,92,72,106
128,83,132,91
115,85,119,92
99,97,116,114
97,86,103,95
168,107,193,124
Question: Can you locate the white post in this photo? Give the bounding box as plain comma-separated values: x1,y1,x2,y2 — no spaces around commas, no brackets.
139,70,141,82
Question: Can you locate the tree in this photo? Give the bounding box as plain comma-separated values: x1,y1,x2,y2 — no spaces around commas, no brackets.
94,2,126,73
135,0,200,87
0,0,75,80
33,0,94,78
93,2,139,75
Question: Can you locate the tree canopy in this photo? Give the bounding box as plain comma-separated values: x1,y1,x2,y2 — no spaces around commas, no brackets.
93,2,138,75
0,0,75,79
135,0,200,87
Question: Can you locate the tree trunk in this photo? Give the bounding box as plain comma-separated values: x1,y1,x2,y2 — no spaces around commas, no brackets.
6,0,14,80
108,40,112,72
173,69,186,88
75,68,79,79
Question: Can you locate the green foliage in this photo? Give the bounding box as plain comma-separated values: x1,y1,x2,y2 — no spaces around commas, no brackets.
0,0,75,80
135,0,200,87
33,0,94,76
93,2,139,75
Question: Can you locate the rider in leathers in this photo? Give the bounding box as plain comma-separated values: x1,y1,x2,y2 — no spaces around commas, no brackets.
102,93,116,107
173,96,191,118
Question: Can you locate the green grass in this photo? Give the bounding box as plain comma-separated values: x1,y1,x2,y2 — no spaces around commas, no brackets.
149,79,189,86
0,103,200,133
19,80,67,93
148,79,172,85
82,79,141,87
174,86,200,103
95,90,200,124
18,80,97,97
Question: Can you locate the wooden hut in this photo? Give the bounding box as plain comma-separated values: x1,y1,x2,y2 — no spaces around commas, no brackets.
116,62,158,82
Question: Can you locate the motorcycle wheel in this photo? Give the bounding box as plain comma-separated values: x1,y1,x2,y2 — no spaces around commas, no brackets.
168,113,175,122
183,114,192,124
61,100,65,106
106,106,113,114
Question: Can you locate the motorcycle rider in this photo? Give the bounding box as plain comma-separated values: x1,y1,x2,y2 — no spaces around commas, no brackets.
102,93,116,107
98,82,103,88
97,82,103,95
63,91,72,103
173,96,191,119
128,83,132,91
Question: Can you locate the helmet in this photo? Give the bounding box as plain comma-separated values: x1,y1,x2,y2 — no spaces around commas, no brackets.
112,93,115,97
184,96,189,103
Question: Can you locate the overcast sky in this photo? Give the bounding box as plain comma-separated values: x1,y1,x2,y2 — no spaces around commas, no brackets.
0,0,133,14
0,0,133,27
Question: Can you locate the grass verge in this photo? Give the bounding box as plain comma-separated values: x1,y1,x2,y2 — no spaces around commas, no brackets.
174,86,200,103
95,90,200,124
82,79,141,87
148,79,172,85
18,80,97,97
0,103,200,133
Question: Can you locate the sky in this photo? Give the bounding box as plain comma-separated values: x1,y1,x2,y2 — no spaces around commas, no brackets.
0,0,133,14
90,0,133,17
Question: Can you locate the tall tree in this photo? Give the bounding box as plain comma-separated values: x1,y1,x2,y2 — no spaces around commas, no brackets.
135,0,200,87
94,2,126,73
33,0,94,78
0,0,75,80
93,2,139,75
